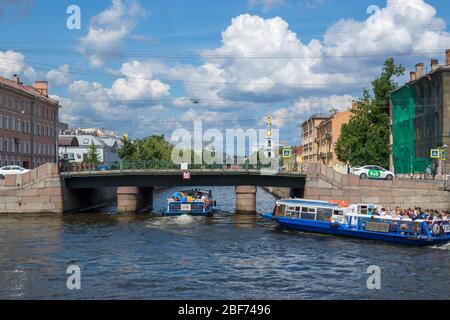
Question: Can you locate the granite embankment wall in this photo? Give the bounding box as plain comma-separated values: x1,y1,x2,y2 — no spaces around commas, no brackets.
0,163,116,214
266,164,450,210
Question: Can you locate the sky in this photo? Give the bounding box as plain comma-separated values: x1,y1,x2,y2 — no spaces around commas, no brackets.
1,0,450,146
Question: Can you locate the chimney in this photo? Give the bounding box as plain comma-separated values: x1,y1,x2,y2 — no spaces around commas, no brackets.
431,59,439,72
446,49,450,66
33,80,48,97
12,74,20,84
410,71,416,81
415,63,424,78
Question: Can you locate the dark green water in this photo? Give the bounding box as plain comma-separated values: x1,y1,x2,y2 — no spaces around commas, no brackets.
0,187,449,299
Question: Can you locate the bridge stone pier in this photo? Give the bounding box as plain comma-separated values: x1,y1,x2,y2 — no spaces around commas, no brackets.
235,186,257,214
117,187,154,214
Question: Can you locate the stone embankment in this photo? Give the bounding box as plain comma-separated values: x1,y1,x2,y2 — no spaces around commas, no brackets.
0,163,115,214
266,164,450,210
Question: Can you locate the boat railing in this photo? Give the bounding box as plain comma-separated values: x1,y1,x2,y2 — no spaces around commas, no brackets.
343,214,449,238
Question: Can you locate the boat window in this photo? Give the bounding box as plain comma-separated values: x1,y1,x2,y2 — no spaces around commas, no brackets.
360,206,368,215
317,208,333,221
295,207,301,212
287,206,296,211
333,210,344,216
301,207,310,213
300,212,316,220
275,204,286,217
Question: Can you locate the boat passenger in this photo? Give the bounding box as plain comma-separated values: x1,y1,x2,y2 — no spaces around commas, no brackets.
414,210,426,220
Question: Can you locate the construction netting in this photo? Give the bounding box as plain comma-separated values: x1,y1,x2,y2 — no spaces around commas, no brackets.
391,86,431,174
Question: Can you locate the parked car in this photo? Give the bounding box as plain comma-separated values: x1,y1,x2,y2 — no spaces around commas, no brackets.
0,166,31,179
96,164,110,171
352,165,395,180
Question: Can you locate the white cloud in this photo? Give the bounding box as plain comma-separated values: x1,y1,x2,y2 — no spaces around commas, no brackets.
79,0,146,68
110,60,170,100
46,64,71,86
56,59,171,136
268,95,354,127
0,50,36,80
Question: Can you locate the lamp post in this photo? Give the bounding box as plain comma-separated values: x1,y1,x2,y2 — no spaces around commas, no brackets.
443,144,448,188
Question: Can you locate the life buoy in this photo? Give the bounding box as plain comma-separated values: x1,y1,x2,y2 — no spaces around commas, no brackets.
432,224,443,236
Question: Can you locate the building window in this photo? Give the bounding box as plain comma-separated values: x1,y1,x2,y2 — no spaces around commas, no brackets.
11,117,15,131
4,139,8,152
5,116,9,130
0,138,2,151
0,114,2,129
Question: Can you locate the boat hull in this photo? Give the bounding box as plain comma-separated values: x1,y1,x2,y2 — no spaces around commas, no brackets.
264,214,450,246
164,208,216,217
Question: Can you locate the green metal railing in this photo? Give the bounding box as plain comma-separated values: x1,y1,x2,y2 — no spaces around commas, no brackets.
59,160,293,174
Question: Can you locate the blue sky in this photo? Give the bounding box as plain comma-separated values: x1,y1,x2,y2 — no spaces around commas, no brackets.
1,0,450,146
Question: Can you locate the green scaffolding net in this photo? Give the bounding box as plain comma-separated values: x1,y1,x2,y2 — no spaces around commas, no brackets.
391,86,431,174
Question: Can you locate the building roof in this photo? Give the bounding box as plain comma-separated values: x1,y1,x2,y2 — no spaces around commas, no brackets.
301,113,331,127
390,65,450,95
58,136,79,147
0,76,59,106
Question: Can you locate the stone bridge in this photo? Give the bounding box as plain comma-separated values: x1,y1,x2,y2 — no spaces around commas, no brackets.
0,163,448,214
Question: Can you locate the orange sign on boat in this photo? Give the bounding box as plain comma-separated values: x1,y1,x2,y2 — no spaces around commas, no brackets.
329,200,349,208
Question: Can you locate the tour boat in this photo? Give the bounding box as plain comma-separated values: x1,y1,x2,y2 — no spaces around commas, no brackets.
262,199,450,246
166,189,217,216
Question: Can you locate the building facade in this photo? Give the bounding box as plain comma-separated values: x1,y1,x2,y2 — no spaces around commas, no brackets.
58,128,123,165
389,49,450,177
0,75,59,169
301,114,329,164
301,111,351,168
315,110,352,167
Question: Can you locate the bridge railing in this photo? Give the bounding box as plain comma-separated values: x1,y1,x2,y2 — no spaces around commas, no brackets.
58,160,304,174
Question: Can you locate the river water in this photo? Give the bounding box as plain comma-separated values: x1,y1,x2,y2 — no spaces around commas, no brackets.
0,186,449,300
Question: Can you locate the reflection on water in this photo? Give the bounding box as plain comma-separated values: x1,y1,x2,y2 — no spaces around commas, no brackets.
0,186,449,300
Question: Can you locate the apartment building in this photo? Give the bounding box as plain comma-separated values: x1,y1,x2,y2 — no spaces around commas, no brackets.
315,110,352,167
301,110,351,169
301,114,330,164
0,75,60,168
390,49,450,176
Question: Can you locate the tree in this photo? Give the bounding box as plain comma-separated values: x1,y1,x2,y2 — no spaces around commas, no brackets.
336,58,405,168
117,135,173,161
118,136,137,160
83,141,101,166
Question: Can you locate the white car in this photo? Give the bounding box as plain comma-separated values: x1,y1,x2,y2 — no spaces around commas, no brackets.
352,165,395,181
0,165,31,179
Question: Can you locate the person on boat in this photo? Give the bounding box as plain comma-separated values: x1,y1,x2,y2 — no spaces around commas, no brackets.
414,210,426,221
443,211,449,221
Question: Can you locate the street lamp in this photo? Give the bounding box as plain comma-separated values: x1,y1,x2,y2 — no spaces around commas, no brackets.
442,144,448,188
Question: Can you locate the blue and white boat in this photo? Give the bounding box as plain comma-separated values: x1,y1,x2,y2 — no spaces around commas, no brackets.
263,199,450,246
166,189,217,216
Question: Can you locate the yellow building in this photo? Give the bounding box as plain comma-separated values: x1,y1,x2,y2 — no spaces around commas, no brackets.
301,110,352,170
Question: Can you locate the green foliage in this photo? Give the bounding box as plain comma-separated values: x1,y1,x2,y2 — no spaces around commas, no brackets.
118,136,137,161
336,58,405,168
83,141,101,165
118,135,173,161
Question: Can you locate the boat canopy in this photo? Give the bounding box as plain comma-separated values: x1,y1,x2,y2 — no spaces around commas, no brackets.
276,199,338,208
